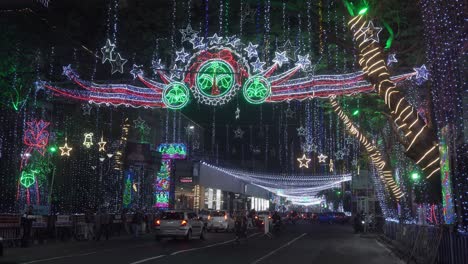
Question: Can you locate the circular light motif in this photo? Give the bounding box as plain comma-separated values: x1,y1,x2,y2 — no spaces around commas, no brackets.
194,59,238,105
162,82,190,109
242,76,271,104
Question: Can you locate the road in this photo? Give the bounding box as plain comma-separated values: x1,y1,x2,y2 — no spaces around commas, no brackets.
2,222,403,264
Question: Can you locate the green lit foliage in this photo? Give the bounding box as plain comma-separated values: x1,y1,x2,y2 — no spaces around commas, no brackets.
123,176,132,207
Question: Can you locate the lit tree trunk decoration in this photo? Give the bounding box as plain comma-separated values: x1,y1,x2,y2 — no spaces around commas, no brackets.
345,9,441,201
329,95,403,200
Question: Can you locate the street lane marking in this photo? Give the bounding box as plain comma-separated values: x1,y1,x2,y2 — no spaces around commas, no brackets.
250,232,307,264
171,232,261,255
22,251,98,264
129,232,262,263
128,255,166,264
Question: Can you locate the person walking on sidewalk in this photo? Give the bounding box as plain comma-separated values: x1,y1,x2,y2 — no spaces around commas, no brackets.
84,208,95,240
21,206,35,247
96,208,111,241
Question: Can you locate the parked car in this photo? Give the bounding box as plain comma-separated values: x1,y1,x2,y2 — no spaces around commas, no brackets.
318,212,349,224
207,210,234,232
154,211,205,241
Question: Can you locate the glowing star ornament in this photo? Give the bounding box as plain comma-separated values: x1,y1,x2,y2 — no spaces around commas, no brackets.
151,59,165,71
83,133,94,148
62,64,74,77
170,65,182,79
133,116,146,130
234,127,245,139
59,139,72,156
251,58,266,73
272,51,288,67
207,33,223,45
285,107,295,118
318,153,328,163
387,53,397,66
130,64,143,79
101,39,116,63
413,64,429,82
335,150,345,160
281,40,299,58
189,34,206,50
81,104,92,115
244,42,259,59
179,24,197,41
297,154,312,168
297,126,307,137
295,54,311,70
361,21,382,43
175,48,190,63
98,136,107,152
110,53,128,74
225,35,241,48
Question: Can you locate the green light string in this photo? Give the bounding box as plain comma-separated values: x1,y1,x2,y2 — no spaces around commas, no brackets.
382,21,394,50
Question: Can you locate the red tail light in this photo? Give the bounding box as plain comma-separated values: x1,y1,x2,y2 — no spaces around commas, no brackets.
255,216,258,219
208,215,211,221
180,220,187,226
268,216,271,219
224,215,227,221
154,219,161,226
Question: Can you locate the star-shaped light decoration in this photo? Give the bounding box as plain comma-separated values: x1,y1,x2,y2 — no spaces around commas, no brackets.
98,136,107,152
189,34,206,50
234,127,245,139
110,53,128,74
297,154,312,168
272,51,288,67
318,153,328,163
59,139,72,156
281,40,299,58
151,59,165,72
175,48,190,63
225,35,241,48
170,65,182,79
335,150,345,160
101,39,116,63
82,104,92,115
301,143,318,153
133,116,146,130
244,42,258,59
413,64,429,82
207,33,223,46
62,64,75,77
83,133,94,148
345,137,354,145
130,64,143,79
329,159,334,172
179,24,197,41
352,159,358,167
235,107,240,119
297,126,307,137
295,54,311,70
387,53,397,66
251,58,266,73
285,107,295,118
192,141,200,150
361,21,382,43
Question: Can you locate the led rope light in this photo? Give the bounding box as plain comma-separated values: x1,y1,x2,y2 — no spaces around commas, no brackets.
330,95,403,199
346,11,441,187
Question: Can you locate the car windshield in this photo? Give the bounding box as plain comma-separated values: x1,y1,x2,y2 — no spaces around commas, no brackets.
161,212,184,220
211,211,225,217
257,211,270,216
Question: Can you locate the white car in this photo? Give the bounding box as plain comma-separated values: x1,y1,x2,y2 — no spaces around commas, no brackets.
207,210,234,232
154,211,206,241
